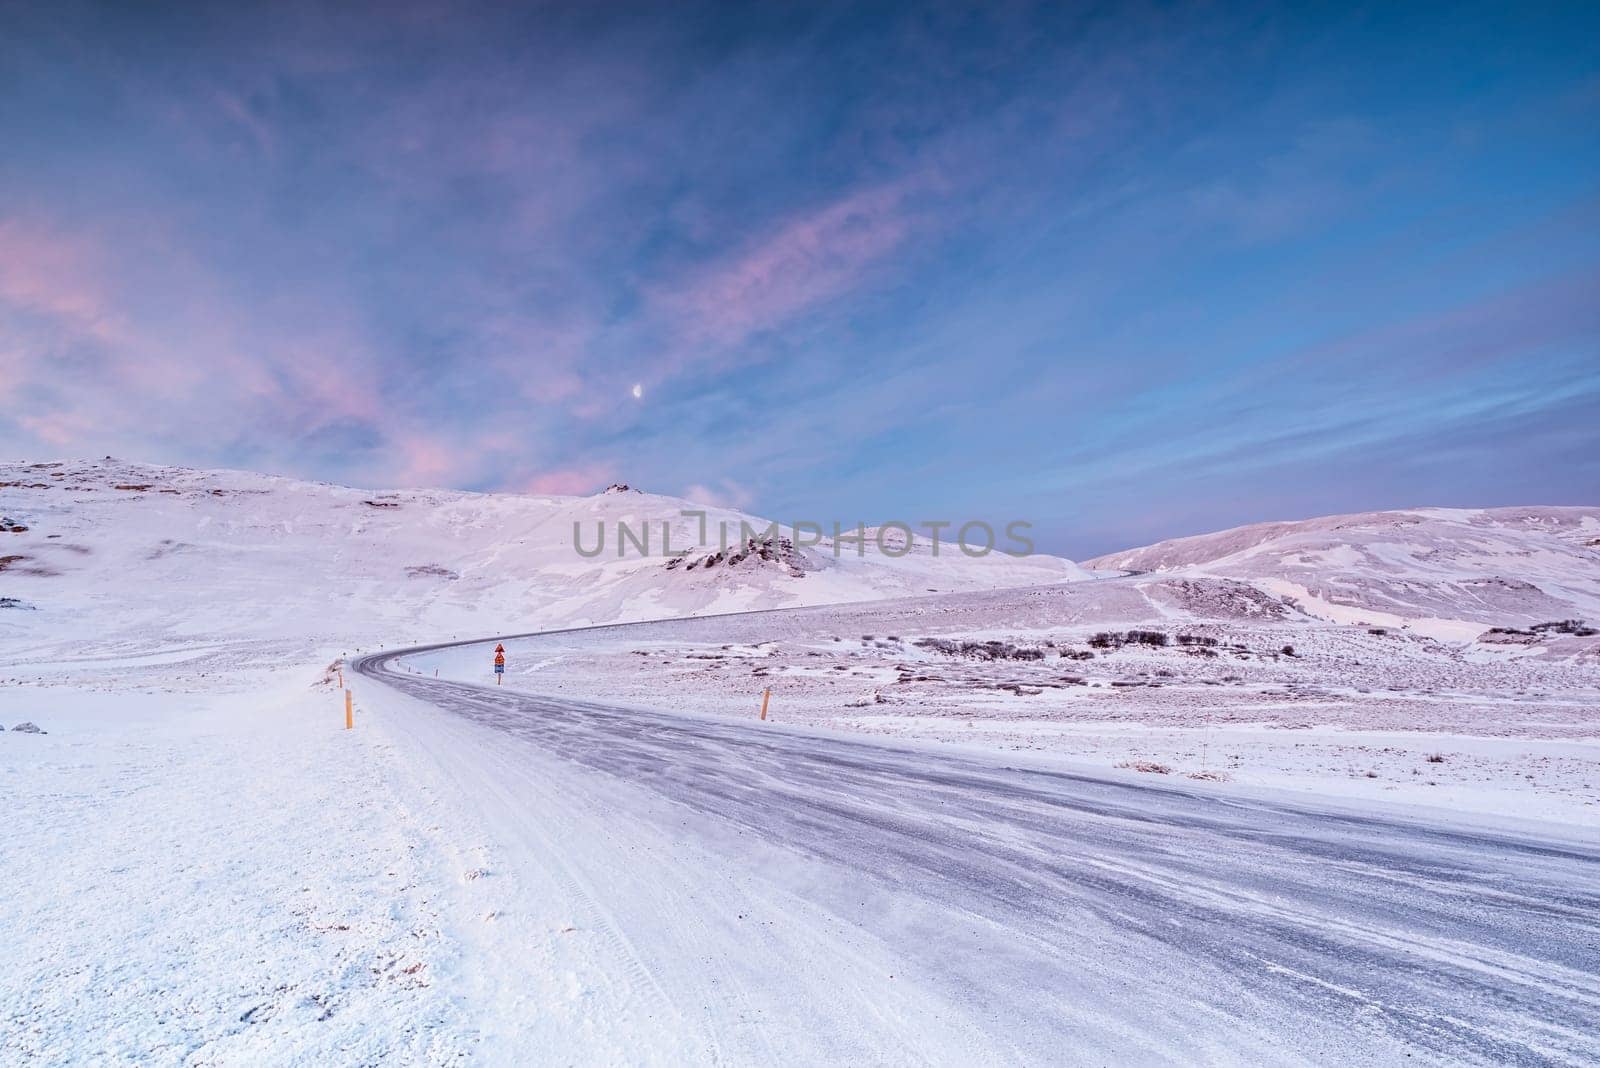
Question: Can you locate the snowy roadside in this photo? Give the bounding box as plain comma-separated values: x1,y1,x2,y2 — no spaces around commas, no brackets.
0,659,482,1064
1,639,977,1065
405,588,1600,829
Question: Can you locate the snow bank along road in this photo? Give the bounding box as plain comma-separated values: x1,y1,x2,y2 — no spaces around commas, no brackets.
356,629,1600,1066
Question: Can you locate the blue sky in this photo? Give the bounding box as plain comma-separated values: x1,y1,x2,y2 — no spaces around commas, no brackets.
2,1,1596,556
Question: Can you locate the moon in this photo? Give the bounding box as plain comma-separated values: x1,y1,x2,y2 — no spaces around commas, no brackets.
631,383,643,399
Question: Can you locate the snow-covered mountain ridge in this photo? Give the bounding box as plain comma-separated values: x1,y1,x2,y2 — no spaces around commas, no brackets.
1087,506,1600,641
0,458,1087,653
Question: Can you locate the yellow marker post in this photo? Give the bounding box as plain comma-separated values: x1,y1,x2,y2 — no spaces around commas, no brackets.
345,689,353,730
759,687,771,721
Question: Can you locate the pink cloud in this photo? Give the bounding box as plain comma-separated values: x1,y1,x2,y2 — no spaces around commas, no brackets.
0,219,128,346
252,317,389,426
0,211,401,463
391,437,464,487
680,478,755,511
652,179,921,351
16,410,99,449
521,463,615,496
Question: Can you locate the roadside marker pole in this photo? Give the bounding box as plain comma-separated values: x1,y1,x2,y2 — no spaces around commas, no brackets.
345,689,353,730
337,668,344,688
759,688,771,721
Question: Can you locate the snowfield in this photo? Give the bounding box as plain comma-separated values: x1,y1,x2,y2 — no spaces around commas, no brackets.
1085,506,1600,642
406,581,1600,827
2,672,482,1063
3,459,1598,1063
0,457,1086,651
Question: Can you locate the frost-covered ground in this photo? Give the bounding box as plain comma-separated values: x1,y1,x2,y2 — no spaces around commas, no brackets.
8,643,901,1064
3,459,1597,1062
1086,505,1600,641
417,579,1600,827
0,656,481,1062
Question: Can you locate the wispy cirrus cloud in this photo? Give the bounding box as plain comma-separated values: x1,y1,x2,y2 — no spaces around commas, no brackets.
651,179,923,350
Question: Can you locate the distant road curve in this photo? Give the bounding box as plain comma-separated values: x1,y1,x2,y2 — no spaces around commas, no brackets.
356,620,1600,1066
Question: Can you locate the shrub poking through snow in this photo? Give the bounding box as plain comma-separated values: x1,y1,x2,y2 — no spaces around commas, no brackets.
1089,630,1168,649
1486,619,1598,640
11,722,45,734
1117,760,1171,774
914,638,1045,661
315,659,344,687
1531,619,1598,637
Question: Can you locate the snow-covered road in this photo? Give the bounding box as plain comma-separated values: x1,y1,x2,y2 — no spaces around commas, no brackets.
357,641,1600,1065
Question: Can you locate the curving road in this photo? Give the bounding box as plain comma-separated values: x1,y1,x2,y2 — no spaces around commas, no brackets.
357,636,1600,1066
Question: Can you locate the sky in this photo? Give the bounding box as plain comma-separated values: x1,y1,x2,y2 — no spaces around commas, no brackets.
1,1,1597,557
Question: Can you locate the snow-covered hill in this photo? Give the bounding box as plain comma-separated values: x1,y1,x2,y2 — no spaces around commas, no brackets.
1086,506,1600,641
0,458,1087,654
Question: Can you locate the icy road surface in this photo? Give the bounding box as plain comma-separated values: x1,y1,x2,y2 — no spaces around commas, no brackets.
358,645,1600,1065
